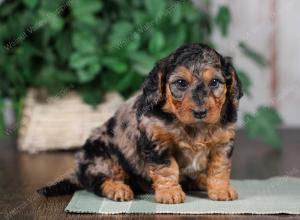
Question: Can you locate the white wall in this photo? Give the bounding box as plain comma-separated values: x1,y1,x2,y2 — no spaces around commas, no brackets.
210,0,300,127
277,0,300,127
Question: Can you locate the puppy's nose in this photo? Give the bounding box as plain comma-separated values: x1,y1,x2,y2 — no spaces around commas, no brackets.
193,109,207,119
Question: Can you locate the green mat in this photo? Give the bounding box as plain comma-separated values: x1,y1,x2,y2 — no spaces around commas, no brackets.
65,177,300,215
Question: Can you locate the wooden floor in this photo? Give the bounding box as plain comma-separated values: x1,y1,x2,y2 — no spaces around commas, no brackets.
1,129,300,220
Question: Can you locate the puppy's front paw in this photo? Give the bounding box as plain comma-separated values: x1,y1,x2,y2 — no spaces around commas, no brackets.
101,180,134,202
208,185,238,201
155,185,185,204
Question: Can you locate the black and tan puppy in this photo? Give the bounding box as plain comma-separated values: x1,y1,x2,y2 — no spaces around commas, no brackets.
39,43,243,204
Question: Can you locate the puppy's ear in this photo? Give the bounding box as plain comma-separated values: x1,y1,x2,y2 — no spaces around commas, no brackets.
142,60,165,107
221,57,243,124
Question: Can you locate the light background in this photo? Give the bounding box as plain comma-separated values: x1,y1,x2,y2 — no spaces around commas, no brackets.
208,0,300,127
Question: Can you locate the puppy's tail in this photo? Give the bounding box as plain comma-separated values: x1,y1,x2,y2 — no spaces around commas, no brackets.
37,174,82,197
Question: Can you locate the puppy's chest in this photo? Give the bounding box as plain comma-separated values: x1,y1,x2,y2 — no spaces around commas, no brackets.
171,127,234,176
175,144,209,177
173,134,211,176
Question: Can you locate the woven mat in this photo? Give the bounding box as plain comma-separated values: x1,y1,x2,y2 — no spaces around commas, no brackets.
65,177,300,215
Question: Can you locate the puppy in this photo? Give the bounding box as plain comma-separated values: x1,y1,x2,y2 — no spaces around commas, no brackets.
39,43,243,204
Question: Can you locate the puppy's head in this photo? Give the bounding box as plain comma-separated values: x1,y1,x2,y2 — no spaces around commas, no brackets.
142,43,243,125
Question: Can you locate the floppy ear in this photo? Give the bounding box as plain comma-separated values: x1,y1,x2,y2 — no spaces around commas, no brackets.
142,60,165,108
221,57,243,124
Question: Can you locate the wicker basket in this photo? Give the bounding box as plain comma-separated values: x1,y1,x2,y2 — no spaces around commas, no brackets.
18,89,124,153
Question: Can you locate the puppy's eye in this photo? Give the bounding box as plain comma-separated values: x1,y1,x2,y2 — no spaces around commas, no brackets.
175,79,188,90
209,79,220,89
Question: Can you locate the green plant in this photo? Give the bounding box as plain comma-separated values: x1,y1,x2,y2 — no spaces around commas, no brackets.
0,0,281,147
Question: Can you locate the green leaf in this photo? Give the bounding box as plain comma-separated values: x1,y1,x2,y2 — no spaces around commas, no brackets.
215,6,231,36
109,22,134,49
71,0,102,25
102,57,128,74
132,10,147,25
239,42,268,67
72,31,97,53
243,106,282,148
124,33,141,52
70,53,94,69
48,14,64,32
76,68,99,83
130,52,156,75
149,31,165,54
70,53,101,83
236,69,251,96
71,0,102,17
170,2,182,25
23,0,38,9
145,0,166,17
182,1,200,22
79,15,98,26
